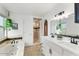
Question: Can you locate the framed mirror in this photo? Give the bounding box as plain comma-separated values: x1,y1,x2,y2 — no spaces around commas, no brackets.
50,18,67,35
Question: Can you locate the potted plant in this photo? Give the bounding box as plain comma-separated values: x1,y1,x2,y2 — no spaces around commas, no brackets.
4,18,13,39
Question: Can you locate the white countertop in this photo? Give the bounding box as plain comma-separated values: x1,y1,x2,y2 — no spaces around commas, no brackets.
41,36,79,56
0,39,24,56
15,40,24,56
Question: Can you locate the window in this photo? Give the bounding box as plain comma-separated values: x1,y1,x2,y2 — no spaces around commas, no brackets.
0,16,5,41
0,16,4,26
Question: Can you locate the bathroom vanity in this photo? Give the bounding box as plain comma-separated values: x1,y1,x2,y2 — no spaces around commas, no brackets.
41,36,79,56
0,39,24,56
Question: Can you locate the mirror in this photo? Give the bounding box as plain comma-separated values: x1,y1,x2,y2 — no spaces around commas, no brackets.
55,19,67,34
50,18,67,35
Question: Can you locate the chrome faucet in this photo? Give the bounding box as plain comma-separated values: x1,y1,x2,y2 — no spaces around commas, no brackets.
70,38,78,45
50,33,54,38
11,40,15,44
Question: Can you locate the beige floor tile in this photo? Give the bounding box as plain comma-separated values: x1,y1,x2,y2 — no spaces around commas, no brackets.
24,43,43,56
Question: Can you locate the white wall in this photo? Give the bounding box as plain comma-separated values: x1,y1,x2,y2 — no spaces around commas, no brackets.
8,12,34,46
42,3,79,36
66,13,79,35
23,15,33,46
42,3,74,20
8,13,23,38
0,5,8,17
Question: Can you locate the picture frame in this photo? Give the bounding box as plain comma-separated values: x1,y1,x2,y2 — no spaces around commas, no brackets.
12,23,18,29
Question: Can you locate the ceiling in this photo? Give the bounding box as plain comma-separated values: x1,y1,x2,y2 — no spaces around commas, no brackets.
1,3,56,16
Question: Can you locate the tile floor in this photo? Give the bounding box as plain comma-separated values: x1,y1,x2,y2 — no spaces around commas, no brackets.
24,43,44,56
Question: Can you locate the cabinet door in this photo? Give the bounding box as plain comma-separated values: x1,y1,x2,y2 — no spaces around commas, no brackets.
41,40,63,56
40,38,63,56
42,47,52,56
41,40,52,56
49,41,63,56
63,49,76,56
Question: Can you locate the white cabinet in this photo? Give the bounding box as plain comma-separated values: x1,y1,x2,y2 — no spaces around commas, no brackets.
41,39,51,56
50,43,63,56
63,49,76,56
41,37,78,56
41,38,62,56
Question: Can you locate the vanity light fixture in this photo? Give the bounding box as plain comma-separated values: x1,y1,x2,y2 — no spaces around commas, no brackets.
54,11,65,17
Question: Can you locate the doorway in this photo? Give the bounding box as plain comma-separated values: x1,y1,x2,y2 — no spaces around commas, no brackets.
33,18,41,44
44,20,48,36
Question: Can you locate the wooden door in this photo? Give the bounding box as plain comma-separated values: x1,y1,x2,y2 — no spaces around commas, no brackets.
44,20,48,36
33,29,40,43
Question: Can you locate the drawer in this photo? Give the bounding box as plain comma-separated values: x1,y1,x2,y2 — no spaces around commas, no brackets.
52,51,61,56
63,49,76,56
49,42,62,54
